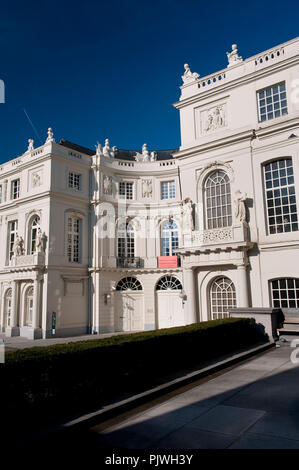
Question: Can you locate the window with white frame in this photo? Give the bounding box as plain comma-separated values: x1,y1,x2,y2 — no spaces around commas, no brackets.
270,278,299,309
156,276,182,290
11,179,20,199
119,182,133,200
210,277,236,320
116,277,142,291
29,216,40,254
67,216,81,263
68,172,81,190
8,220,18,260
257,82,288,123
0,185,2,203
161,181,175,200
161,220,179,256
204,170,232,229
263,158,298,234
117,222,135,259
25,286,34,327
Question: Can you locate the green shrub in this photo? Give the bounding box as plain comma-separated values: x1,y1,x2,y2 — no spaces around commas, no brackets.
1,318,264,424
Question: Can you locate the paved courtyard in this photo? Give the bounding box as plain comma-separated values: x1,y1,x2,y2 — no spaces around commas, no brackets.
91,340,299,449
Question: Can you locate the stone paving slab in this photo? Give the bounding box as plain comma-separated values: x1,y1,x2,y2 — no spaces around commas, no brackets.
93,343,299,449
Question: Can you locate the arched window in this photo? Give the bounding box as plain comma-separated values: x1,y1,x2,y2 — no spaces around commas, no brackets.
117,221,135,259
210,277,236,320
24,286,34,326
161,221,179,256
116,277,142,291
156,276,182,290
263,158,298,234
4,289,12,328
204,170,232,229
29,216,40,254
270,278,299,308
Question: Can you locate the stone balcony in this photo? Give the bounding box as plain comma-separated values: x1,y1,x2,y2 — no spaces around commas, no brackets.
9,252,45,268
181,223,250,252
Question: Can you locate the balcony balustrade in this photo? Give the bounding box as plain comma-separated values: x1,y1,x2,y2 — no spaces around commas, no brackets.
116,257,144,268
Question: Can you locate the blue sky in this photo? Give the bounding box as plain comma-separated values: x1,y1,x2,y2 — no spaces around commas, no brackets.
0,0,298,163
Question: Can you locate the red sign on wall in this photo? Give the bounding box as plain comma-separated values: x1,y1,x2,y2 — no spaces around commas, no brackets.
158,256,178,268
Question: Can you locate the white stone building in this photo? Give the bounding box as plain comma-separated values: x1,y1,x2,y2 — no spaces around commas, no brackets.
1,37,299,339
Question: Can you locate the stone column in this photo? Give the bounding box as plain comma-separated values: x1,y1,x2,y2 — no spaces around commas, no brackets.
237,264,249,308
32,278,40,329
183,268,197,324
6,280,20,336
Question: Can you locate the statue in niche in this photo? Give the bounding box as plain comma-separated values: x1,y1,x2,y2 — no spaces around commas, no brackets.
226,44,243,67
181,63,200,84
28,139,34,151
142,179,152,198
235,190,247,223
13,234,24,256
205,106,225,132
103,175,113,195
181,198,194,231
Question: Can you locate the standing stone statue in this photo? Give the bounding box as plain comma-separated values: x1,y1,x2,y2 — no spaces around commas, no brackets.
28,139,34,151
181,198,194,231
235,190,247,223
13,234,24,256
45,127,55,143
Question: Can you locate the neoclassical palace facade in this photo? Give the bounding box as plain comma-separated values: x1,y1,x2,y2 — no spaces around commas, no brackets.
1,37,299,339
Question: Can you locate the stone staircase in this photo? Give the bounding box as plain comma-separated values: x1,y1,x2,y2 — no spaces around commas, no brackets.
277,309,299,337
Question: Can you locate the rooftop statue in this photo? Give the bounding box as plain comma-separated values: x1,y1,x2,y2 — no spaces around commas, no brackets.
27,139,34,151
226,44,243,67
134,143,157,162
102,139,117,158
45,127,55,143
181,63,200,84
95,142,103,157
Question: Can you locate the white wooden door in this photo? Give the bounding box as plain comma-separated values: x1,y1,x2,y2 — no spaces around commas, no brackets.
115,292,144,332
157,291,184,329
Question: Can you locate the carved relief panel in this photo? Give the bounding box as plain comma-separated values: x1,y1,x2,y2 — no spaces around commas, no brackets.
195,103,228,137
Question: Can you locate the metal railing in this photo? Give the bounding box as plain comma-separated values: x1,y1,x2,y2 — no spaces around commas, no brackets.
116,257,144,268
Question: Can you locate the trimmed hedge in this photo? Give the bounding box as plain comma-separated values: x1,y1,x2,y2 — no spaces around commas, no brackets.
1,318,264,424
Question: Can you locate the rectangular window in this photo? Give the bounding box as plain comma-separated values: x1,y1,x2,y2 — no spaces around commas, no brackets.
8,220,18,260
11,179,20,199
68,172,81,190
257,82,288,122
119,182,133,200
263,158,298,234
0,185,2,203
161,181,175,200
67,217,80,263
270,278,299,309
